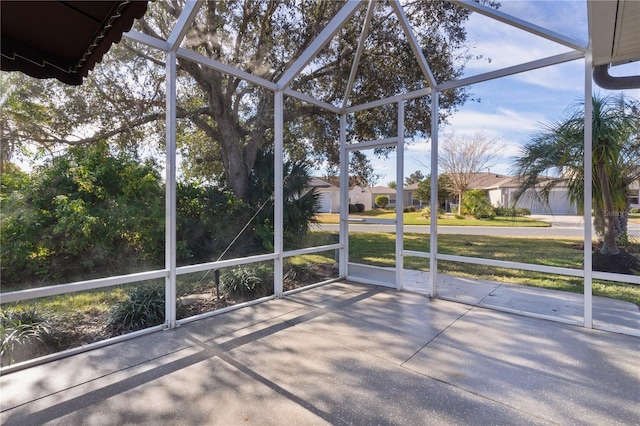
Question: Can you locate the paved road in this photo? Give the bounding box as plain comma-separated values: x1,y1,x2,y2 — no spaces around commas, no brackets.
316,215,640,238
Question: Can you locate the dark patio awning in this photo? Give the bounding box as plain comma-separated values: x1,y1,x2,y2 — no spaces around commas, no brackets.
1,0,149,85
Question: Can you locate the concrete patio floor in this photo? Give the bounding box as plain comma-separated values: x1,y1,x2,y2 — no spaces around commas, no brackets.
1,281,639,425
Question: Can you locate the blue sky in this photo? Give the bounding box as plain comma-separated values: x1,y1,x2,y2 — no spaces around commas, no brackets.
369,0,640,186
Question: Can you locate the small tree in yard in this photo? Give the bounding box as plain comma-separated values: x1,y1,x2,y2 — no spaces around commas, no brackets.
462,189,495,219
413,175,454,208
439,131,502,215
512,94,640,274
375,195,389,209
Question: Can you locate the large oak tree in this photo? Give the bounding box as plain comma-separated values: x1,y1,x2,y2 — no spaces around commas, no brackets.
2,0,494,199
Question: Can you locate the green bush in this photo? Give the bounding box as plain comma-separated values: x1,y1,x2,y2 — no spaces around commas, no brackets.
107,286,165,332
420,206,444,217
1,142,165,285
629,207,640,214
494,206,530,217
1,304,56,366
403,206,416,213
355,203,365,212
284,261,318,282
248,150,320,252
462,189,495,219
375,195,389,208
348,204,359,213
220,264,274,299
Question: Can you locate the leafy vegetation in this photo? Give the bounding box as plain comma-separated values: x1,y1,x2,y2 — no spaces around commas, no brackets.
461,189,496,219
220,264,274,300
107,286,165,333
512,94,640,259
1,142,165,286
1,304,57,366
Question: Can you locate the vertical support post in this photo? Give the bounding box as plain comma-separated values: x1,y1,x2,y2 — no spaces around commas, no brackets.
429,92,439,298
165,50,177,328
583,52,593,328
274,91,284,298
339,113,349,278
396,100,405,290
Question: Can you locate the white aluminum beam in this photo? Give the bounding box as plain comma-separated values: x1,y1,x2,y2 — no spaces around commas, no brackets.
395,100,405,290
277,1,363,90
451,0,588,52
342,1,375,110
389,0,437,88
284,88,342,113
167,0,203,51
177,48,278,91
123,30,170,52
165,50,178,329
592,271,640,285
583,52,593,329
437,254,585,278
344,136,398,151
176,253,278,276
274,91,284,298
339,114,349,278
429,93,438,298
346,87,431,113
283,244,342,258
0,270,168,304
438,51,585,91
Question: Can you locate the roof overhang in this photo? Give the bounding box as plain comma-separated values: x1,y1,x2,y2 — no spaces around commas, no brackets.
588,0,640,89
0,0,149,85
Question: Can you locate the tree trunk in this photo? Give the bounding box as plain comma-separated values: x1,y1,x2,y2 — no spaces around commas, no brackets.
597,163,620,255
458,191,462,215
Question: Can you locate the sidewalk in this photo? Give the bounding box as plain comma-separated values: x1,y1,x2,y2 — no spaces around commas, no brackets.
402,270,640,332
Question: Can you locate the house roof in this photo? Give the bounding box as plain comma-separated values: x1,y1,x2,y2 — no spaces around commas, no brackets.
467,172,517,190
309,177,339,189
589,0,640,67
1,0,149,85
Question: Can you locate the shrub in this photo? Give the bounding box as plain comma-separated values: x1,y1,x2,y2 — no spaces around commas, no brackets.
1,304,56,366
355,203,365,212
474,205,496,220
403,206,416,213
107,285,165,332
494,206,531,217
220,264,273,299
375,195,389,208
631,207,640,214
420,206,444,217
462,189,494,219
284,261,318,282
494,206,511,217
348,204,359,213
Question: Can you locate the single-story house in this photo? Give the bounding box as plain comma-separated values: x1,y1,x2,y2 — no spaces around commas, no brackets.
630,179,639,209
311,177,374,213
460,172,578,215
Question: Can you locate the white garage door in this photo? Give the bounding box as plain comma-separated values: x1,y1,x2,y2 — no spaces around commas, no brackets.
317,192,333,213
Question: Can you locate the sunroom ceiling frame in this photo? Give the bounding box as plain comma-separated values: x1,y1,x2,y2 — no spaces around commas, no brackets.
120,0,603,332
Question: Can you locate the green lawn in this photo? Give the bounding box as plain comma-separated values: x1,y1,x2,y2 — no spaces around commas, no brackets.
316,211,551,227
344,231,639,305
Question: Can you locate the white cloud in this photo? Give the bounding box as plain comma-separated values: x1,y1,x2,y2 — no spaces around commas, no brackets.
445,107,543,134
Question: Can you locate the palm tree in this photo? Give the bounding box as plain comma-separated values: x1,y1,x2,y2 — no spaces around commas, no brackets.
511,94,640,256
